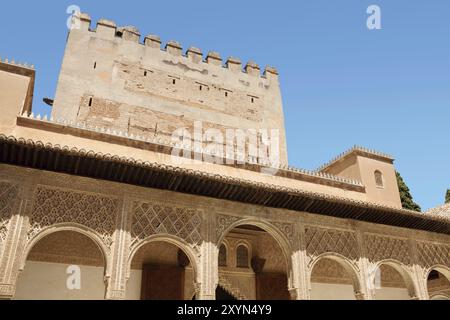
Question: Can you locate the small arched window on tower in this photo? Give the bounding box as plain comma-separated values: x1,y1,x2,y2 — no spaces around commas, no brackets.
218,244,227,267
374,170,384,188
236,245,249,268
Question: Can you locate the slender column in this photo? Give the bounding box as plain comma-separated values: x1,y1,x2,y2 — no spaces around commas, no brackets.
290,250,311,300
410,265,428,300
195,208,218,300
197,241,218,300
409,239,429,300
105,197,132,300
0,184,32,299
290,222,310,300
355,229,373,300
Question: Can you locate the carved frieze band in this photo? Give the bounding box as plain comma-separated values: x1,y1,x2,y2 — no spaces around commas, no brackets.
417,242,450,268
305,226,359,260
0,181,19,242
28,186,118,248
131,201,202,247
364,234,411,265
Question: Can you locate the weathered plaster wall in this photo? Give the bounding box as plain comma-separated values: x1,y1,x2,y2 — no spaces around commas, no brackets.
0,68,32,128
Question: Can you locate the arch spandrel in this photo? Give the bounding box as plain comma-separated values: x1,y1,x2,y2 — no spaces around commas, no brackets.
0,181,20,246
130,200,204,250
304,226,359,262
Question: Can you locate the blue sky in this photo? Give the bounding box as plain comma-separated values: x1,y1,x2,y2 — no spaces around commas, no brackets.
0,1,448,210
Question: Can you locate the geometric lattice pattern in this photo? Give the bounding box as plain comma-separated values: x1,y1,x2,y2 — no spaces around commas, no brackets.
0,181,19,242
305,226,359,260
417,242,450,267
29,186,118,248
131,201,202,246
364,234,411,265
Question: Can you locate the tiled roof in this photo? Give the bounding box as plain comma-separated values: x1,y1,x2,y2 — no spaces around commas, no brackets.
17,113,364,188
427,203,450,222
317,145,394,172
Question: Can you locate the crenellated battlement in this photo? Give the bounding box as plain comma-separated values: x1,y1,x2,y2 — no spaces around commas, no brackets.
317,145,394,172
0,56,35,70
52,12,288,164
71,13,278,79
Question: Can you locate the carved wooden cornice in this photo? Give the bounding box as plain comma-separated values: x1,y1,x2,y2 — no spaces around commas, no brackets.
0,134,448,235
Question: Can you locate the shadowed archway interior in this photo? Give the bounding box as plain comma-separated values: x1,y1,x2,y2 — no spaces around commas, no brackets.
427,269,450,299
217,224,291,300
14,230,106,300
129,241,195,300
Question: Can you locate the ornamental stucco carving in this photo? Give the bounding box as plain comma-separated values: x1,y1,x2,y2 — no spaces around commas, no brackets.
131,201,202,246
417,242,450,267
273,221,295,247
216,214,242,242
0,181,18,242
305,226,359,260
28,186,118,248
364,234,411,265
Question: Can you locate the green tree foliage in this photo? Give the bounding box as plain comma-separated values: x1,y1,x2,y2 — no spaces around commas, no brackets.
446,189,450,204
395,171,421,212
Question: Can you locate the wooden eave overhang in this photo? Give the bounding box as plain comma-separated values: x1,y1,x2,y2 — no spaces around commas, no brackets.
0,134,448,235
